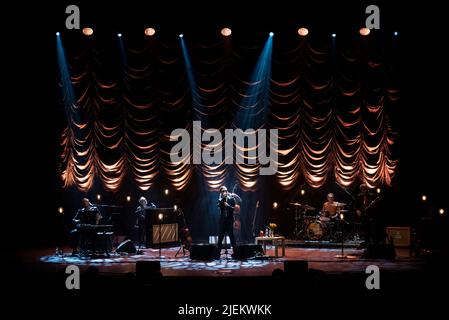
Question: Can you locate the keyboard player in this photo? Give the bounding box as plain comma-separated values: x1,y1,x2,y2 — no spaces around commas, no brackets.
70,198,102,255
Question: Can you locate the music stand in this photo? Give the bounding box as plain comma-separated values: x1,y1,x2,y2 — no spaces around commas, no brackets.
334,216,355,259
157,213,164,259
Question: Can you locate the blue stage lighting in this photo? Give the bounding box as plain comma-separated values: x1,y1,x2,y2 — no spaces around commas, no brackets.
56,32,60,36
394,31,398,36
332,33,336,38
269,32,274,37
179,34,184,38
117,33,122,37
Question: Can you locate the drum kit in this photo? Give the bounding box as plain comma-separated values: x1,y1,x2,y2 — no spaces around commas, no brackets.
290,202,350,241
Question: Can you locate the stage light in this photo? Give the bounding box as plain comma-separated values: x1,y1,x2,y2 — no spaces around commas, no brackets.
158,213,164,221
126,195,131,202
221,27,232,37
117,33,122,37
164,189,169,195
269,32,274,37
179,34,183,38
376,188,381,194
300,189,305,196
144,27,156,36
58,207,64,215
359,27,370,36
440,208,445,215
273,202,278,209
331,33,336,38
56,32,60,36
96,194,101,201
297,28,309,36
340,213,344,220
394,31,398,36
82,27,94,36
174,204,178,211
421,195,427,202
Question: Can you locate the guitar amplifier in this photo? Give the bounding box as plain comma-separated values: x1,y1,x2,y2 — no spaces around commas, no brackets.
152,223,178,244
386,226,410,247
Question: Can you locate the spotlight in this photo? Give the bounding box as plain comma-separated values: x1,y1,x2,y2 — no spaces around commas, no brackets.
273,202,278,209
300,189,305,196
158,213,164,221
376,188,381,194
164,189,169,196
174,204,178,211
331,33,336,38
394,31,399,36
56,32,60,36
297,28,309,36
221,27,232,37
439,208,445,215
269,32,274,37
126,195,131,202
144,27,156,36
340,213,344,220
58,207,64,215
82,27,94,36
179,34,184,38
359,27,370,36
117,33,122,37
421,195,427,202
96,194,102,201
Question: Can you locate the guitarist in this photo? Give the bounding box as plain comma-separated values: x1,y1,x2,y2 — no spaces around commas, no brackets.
355,184,379,244
217,185,242,256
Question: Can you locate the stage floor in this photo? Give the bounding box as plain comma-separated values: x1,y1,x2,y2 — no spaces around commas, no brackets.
14,245,426,277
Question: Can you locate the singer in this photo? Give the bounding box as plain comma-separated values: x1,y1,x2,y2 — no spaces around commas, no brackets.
217,186,242,256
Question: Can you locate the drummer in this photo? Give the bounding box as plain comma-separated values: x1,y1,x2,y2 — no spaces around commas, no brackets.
320,193,344,222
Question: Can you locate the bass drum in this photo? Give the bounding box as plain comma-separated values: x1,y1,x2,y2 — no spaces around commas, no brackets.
306,220,325,240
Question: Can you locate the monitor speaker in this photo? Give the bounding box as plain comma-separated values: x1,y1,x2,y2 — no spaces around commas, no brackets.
233,244,264,259
116,239,136,254
190,244,218,260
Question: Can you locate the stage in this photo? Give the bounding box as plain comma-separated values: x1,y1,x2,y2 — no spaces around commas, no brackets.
14,244,427,277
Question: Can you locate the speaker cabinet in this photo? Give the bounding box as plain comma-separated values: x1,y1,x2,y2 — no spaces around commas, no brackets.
190,244,219,260
386,226,410,247
116,239,136,254
233,244,264,260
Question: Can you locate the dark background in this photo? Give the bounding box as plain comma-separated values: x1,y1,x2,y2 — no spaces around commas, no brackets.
4,1,448,251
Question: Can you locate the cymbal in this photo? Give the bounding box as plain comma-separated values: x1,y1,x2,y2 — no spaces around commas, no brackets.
290,203,315,210
331,202,346,207
338,209,349,212
303,205,315,210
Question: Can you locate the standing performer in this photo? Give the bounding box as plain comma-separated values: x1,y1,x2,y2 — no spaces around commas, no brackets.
135,196,156,248
355,184,379,244
217,186,242,256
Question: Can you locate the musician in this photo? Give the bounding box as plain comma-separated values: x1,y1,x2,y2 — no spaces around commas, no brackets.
354,184,378,244
70,198,102,255
135,196,156,248
321,193,339,221
354,184,376,219
217,186,242,256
